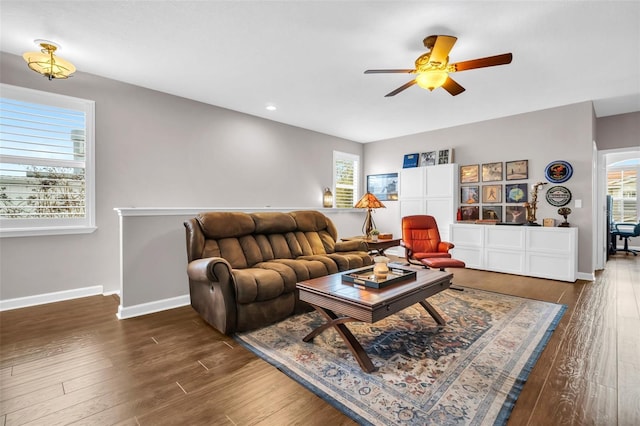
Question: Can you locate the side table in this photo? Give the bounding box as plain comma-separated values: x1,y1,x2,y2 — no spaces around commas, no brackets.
342,236,401,256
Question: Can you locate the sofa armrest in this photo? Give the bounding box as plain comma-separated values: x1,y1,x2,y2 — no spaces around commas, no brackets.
187,257,238,334
335,239,368,252
187,257,233,283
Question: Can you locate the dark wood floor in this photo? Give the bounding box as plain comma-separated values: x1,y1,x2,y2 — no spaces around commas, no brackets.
1,254,638,425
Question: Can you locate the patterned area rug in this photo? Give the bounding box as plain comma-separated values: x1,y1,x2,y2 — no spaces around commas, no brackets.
235,288,565,426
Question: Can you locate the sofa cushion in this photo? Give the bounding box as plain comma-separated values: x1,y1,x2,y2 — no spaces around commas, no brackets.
325,252,371,271
290,210,329,232
292,255,339,275
252,212,297,234
197,212,255,239
233,266,293,304
270,258,331,281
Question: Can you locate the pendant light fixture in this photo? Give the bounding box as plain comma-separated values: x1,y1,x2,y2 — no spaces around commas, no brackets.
23,39,76,80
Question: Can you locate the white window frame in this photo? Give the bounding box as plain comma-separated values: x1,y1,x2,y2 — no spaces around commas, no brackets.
0,83,96,237
332,151,360,208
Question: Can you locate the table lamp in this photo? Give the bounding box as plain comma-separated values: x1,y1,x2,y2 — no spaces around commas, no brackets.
354,192,386,237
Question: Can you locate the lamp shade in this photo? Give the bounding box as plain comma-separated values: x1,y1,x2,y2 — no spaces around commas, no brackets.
416,71,448,91
354,192,386,209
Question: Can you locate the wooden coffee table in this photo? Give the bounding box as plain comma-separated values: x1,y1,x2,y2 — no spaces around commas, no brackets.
296,267,452,372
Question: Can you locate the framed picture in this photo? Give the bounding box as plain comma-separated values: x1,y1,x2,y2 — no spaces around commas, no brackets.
460,164,479,183
482,162,503,182
460,186,479,204
367,173,398,201
506,160,528,180
505,205,526,224
482,206,502,221
482,184,502,203
419,151,437,167
438,148,452,165
403,153,419,168
460,205,480,221
505,183,528,203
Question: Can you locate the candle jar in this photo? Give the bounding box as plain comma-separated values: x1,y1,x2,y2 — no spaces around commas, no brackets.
373,256,390,280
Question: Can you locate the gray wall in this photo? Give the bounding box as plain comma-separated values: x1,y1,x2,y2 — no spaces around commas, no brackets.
596,112,640,150
0,52,364,300
364,102,597,275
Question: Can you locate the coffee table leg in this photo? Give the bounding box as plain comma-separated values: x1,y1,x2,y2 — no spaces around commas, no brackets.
419,300,446,326
303,306,376,373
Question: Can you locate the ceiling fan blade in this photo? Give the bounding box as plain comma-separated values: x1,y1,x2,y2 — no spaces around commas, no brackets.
451,53,513,72
442,76,466,96
428,35,457,65
385,80,417,97
364,69,415,74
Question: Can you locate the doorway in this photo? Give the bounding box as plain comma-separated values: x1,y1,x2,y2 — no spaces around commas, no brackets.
596,147,640,269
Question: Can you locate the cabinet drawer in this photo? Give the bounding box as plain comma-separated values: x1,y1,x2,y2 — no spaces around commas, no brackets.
527,252,575,281
485,226,525,250
451,247,483,269
486,248,525,275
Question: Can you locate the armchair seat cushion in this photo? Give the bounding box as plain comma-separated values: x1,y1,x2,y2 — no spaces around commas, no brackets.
421,257,466,270
412,252,452,260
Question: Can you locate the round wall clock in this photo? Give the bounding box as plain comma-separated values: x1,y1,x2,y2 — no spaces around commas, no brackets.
546,185,572,207
545,160,573,183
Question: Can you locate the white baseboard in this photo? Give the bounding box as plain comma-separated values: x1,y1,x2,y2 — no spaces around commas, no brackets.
576,272,595,281
117,294,190,319
0,285,104,311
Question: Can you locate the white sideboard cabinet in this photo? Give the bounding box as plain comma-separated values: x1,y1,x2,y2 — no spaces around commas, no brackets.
450,223,578,282
399,164,459,241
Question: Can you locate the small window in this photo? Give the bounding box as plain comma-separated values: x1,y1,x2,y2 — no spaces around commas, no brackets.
0,84,95,237
333,151,359,208
607,158,638,223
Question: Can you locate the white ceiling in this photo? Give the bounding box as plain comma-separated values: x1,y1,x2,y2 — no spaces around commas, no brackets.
1,1,639,143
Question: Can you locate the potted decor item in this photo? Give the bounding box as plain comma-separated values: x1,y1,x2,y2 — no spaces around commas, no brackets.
557,207,572,227
370,229,380,241
373,256,390,280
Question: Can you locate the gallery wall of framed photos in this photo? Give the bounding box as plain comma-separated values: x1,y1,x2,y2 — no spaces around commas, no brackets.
458,160,531,224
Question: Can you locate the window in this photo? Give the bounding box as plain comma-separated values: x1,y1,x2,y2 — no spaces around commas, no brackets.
333,151,359,208
0,84,95,237
607,158,638,223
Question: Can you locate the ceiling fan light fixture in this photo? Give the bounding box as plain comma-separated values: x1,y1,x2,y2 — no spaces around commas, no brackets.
416,71,448,91
22,40,76,80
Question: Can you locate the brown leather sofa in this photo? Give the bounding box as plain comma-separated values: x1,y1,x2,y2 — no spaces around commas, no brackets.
184,210,373,334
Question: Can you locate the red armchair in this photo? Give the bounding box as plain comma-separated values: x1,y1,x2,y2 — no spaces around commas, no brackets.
401,215,454,265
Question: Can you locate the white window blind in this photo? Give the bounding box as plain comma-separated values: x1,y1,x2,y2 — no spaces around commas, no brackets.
0,84,95,237
607,159,638,223
333,151,359,208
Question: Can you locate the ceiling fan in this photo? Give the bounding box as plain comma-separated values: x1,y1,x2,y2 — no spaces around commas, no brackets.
365,35,512,97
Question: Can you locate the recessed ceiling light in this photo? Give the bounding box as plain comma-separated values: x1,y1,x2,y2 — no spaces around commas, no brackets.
266,104,277,111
